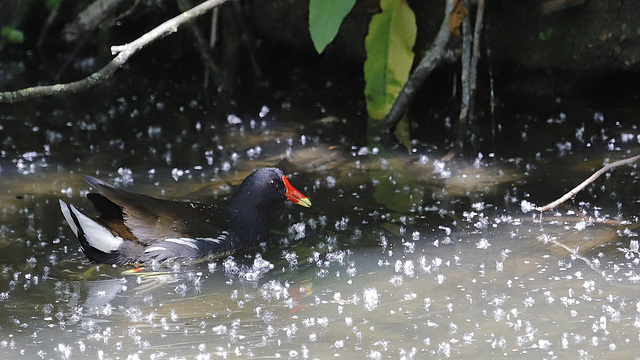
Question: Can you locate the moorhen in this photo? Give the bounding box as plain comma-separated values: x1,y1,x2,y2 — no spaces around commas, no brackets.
59,167,311,264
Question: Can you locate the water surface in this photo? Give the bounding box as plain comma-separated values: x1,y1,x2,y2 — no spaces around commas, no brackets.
1,65,640,359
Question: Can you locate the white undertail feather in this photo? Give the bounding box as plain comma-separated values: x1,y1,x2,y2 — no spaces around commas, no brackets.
59,200,78,237
59,199,124,253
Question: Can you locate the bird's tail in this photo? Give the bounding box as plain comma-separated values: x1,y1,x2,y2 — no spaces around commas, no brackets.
59,199,127,264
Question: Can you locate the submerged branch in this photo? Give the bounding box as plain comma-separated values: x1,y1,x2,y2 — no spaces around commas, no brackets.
0,0,229,103
536,154,640,212
380,0,455,136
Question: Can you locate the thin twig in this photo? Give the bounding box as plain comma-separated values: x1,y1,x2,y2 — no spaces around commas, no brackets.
380,0,455,136
0,0,229,103
204,7,220,89
541,235,609,283
452,3,472,150
177,0,224,87
468,0,485,118
232,0,261,78
444,0,484,161
37,7,59,48
536,154,640,212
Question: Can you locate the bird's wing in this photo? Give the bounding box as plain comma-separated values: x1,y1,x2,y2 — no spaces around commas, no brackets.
84,176,228,244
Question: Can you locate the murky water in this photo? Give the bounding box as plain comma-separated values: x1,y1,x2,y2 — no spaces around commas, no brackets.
2,63,640,359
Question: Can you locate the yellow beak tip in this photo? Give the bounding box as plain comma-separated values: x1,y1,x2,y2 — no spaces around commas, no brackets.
298,198,312,208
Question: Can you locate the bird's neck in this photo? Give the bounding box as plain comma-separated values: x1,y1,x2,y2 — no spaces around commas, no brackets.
226,196,270,246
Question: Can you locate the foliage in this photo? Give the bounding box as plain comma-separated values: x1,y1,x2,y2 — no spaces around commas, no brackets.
1,26,24,44
308,0,416,142
308,0,356,54
46,0,62,11
363,0,416,121
539,28,554,41
449,0,468,36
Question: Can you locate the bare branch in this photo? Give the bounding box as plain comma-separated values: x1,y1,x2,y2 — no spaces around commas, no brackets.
536,154,640,212
444,0,485,161
380,0,455,135
451,2,472,153
61,0,130,42
0,0,229,104
469,0,485,99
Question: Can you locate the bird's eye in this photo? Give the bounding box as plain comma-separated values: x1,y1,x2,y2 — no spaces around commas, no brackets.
269,179,277,188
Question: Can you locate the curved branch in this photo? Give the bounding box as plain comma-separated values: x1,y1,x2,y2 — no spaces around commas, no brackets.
380,0,455,135
536,153,640,212
0,0,229,103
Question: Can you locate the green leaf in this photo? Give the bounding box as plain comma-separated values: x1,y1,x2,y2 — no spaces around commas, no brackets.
46,0,62,11
309,0,356,54
364,0,417,120
1,26,24,44
539,27,554,41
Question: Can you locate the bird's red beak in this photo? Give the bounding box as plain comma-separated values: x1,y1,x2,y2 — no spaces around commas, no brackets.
282,175,312,208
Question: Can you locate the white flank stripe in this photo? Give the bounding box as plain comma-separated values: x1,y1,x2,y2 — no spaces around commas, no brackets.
195,236,224,244
144,246,168,253
166,238,199,249
70,204,123,253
